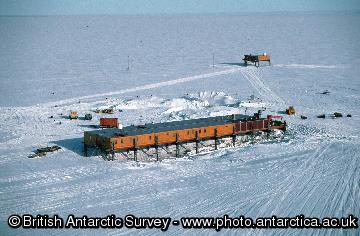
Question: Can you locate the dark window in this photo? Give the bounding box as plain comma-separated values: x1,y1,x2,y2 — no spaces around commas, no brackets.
149,136,152,140
204,129,206,133
199,129,201,133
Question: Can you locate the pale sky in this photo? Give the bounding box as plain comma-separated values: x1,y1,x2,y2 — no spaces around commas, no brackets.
0,0,359,16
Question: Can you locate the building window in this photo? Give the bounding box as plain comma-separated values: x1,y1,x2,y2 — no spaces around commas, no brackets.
204,129,206,133
149,136,152,140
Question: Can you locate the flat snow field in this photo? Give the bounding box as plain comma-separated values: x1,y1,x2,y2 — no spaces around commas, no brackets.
0,13,360,235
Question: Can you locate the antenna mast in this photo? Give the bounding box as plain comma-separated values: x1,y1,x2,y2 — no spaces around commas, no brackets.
127,55,130,71
212,53,215,68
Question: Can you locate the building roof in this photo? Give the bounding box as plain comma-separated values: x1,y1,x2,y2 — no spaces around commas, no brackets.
86,114,257,138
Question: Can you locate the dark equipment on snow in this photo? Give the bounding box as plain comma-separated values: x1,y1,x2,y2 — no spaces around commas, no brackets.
84,114,92,120
333,112,343,118
320,90,330,95
95,108,114,114
28,145,61,158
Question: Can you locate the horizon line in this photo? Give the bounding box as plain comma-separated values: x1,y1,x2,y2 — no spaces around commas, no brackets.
1,9,360,17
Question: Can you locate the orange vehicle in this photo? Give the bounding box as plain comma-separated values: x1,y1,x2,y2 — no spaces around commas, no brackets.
85,113,286,157
100,118,118,128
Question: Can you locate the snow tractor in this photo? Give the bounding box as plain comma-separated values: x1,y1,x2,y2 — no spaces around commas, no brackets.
286,106,296,115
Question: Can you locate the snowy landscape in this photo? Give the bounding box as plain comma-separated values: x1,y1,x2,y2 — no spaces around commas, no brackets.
0,13,360,235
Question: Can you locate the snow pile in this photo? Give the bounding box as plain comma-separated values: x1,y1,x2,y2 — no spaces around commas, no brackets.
164,91,238,114
190,91,237,107
115,96,164,110
162,91,242,118
163,98,209,114
105,91,238,115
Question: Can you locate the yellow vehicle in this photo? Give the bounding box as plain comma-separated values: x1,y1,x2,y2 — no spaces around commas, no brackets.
69,111,78,120
286,106,296,115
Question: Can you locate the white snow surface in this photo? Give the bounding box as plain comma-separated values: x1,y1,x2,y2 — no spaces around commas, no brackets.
0,14,360,235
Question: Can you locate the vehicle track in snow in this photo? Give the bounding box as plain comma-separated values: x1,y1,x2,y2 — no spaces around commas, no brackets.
240,67,285,105
42,67,243,107
0,67,358,236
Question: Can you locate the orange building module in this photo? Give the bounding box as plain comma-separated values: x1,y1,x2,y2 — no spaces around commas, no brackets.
84,113,286,159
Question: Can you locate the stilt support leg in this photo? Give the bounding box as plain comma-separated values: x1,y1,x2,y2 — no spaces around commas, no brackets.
214,128,218,150
133,138,138,162
111,142,115,161
155,136,159,161
84,143,88,157
156,146,159,161
176,143,179,158
175,133,180,158
232,126,236,147
195,131,199,154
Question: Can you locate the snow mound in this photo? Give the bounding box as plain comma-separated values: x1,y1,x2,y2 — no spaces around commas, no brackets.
187,91,237,106
115,96,164,110
153,91,238,115
163,98,209,114
94,91,239,115
269,129,285,138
